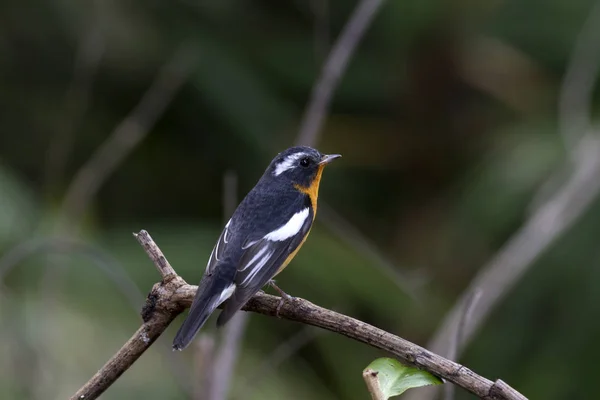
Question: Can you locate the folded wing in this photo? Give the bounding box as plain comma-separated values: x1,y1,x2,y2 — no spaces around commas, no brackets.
216,207,313,325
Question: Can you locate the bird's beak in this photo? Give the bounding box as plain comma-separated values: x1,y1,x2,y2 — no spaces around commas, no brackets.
319,154,342,165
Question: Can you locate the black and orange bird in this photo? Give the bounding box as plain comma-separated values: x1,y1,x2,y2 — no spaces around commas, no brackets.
172,146,341,350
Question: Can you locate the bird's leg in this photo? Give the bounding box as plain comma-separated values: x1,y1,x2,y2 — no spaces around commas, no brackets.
267,280,295,317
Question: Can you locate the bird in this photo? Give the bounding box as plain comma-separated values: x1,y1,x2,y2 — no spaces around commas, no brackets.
172,146,341,350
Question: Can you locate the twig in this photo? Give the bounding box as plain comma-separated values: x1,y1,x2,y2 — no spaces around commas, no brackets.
363,368,385,400
427,134,600,362
71,230,527,400
0,236,193,397
193,334,215,400
60,45,197,227
134,230,177,280
295,0,387,146
294,0,418,301
424,0,600,376
208,171,248,400
209,313,248,400
444,289,482,400
70,231,186,400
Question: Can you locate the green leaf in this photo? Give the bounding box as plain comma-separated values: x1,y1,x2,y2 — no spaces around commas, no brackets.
362,358,443,399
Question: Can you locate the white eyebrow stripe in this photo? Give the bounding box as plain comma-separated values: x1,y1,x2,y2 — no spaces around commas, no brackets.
273,153,308,176
264,208,309,241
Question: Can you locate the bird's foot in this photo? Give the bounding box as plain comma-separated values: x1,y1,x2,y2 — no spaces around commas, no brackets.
267,280,295,318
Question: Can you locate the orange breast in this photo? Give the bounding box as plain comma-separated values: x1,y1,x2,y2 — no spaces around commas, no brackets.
274,164,325,276
294,164,324,217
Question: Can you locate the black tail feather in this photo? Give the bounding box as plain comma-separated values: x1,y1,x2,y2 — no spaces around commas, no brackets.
172,267,235,350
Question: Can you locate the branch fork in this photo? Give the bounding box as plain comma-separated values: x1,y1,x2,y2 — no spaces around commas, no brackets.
71,230,527,400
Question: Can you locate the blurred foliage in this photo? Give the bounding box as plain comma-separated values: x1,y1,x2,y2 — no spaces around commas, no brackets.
1,0,600,399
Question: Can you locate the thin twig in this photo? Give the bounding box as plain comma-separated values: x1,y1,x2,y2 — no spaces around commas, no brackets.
208,171,248,400
408,8,600,400
444,288,482,400
193,334,216,400
60,45,197,227
209,313,248,400
427,134,600,361
424,0,600,375
134,230,177,280
71,230,527,400
363,368,385,400
0,236,193,396
294,0,418,301
295,0,386,146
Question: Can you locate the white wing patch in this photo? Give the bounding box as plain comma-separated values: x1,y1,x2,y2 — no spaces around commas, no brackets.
217,283,236,304
264,208,310,241
273,152,308,176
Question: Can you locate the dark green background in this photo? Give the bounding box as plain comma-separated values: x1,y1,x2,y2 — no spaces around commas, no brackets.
0,0,597,398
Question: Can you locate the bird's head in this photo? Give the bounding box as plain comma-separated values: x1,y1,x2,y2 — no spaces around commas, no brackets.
267,146,341,190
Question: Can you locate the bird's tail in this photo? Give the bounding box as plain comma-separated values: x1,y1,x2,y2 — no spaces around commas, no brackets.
172,265,236,350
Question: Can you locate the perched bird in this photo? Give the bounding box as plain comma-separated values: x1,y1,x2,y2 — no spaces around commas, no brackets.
172,146,341,350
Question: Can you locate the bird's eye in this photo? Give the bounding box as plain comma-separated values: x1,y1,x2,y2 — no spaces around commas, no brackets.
299,157,310,167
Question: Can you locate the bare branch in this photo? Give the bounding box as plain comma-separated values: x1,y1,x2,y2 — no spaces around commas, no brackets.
427,134,600,360
193,335,215,400
363,368,385,400
407,8,600,400
209,313,248,400
444,289,482,400
422,1,600,380
71,230,527,400
60,45,197,226
208,171,248,400
296,0,386,146
133,230,177,280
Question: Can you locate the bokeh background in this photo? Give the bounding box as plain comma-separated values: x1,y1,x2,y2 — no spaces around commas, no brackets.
1,0,599,399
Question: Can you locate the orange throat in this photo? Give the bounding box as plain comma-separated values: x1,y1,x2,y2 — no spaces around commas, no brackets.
294,164,325,217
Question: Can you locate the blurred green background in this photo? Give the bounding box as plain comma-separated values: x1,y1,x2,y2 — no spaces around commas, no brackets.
1,0,599,398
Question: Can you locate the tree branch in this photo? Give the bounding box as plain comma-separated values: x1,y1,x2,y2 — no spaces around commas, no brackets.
71,230,526,400
295,0,386,146
208,171,248,400
421,2,600,385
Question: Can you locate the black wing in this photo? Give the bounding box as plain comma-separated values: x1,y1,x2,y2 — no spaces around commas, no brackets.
216,208,313,325
205,219,232,275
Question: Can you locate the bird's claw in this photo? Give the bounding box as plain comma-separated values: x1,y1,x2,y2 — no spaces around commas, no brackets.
275,292,296,318
267,280,295,318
